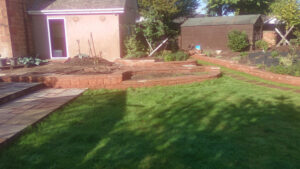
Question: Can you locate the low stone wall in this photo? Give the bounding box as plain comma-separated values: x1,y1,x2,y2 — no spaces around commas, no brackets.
0,63,221,89
192,54,300,86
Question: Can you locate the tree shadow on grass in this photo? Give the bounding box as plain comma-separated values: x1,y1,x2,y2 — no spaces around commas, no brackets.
0,89,300,169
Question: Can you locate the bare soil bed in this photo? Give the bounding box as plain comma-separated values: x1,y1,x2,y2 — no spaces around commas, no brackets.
131,72,210,80
0,57,121,76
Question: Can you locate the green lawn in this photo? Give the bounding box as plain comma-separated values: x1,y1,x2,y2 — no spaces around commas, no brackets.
0,76,300,169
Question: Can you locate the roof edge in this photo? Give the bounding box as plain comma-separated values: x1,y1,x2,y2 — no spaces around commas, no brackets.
28,8,125,15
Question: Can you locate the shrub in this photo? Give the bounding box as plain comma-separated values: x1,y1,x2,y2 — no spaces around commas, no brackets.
204,51,212,57
271,51,279,58
255,40,268,51
240,52,248,57
227,30,250,52
232,56,241,61
279,56,293,67
124,29,146,58
268,62,300,77
257,64,266,70
162,50,189,62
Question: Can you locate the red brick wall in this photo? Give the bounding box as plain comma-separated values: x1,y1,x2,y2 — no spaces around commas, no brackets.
0,0,13,58
6,0,33,57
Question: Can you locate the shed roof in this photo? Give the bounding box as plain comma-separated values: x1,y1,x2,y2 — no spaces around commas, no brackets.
181,15,261,27
28,0,126,14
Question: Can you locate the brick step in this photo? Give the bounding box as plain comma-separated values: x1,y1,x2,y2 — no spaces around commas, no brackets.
0,82,44,105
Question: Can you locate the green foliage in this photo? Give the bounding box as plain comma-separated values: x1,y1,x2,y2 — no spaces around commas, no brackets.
18,57,48,66
206,0,275,16
290,29,300,46
160,50,190,62
137,10,169,51
124,28,146,58
271,0,300,29
227,30,250,52
232,56,242,61
279,55,294,67
240,52,249,57
138,0,198,19
137,0,198,52
271,51,280,58
257,64,266,69
204,51,213,57
255,40,269,51
268,62,300,76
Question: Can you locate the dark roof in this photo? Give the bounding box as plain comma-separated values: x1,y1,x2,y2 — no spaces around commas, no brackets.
28,0,126,11
181,15,261,27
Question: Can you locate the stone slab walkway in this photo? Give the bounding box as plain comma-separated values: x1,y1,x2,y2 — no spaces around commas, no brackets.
0,88,86,147
0,82,43,105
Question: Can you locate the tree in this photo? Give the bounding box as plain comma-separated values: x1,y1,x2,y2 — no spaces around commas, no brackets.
138,0,199,20
206,0,275,16
136,0,199,54
271,0,300,46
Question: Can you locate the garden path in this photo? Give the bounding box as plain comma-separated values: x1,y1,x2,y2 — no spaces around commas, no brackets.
0,84,85,148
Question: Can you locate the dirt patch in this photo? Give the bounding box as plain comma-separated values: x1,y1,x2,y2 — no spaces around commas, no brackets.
131,72,209,80
0,57,121,76
65,57,113,66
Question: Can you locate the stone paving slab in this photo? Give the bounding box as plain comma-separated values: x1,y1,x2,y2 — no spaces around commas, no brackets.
0,82,43,105
0,88,86,148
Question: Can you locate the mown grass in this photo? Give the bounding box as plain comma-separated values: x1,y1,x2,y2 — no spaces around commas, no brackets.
0,76,300,169
197,60,300,90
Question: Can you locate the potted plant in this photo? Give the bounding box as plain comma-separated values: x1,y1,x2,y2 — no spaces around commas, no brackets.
0,54,7,67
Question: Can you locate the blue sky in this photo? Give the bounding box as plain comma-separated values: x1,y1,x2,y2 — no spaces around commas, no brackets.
197,1,207,14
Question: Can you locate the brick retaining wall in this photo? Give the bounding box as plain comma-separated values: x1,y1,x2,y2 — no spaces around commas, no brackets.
0,65,221,89
192,54,300,86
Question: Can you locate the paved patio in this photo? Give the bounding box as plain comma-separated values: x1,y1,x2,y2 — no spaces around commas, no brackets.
0,82,43,104
0,88,86,147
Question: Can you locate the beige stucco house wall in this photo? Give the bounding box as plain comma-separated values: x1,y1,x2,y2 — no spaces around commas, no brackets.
28,0,138,61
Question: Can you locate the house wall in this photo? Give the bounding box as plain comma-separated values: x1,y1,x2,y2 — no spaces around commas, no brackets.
31,14,121,61
65,14,121,61
31,15,49,59
6,0,34,57
181,24,255,51
0,0,13,58
0,0,34,58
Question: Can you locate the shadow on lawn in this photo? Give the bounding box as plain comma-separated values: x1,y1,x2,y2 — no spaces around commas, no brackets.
1,89,300,169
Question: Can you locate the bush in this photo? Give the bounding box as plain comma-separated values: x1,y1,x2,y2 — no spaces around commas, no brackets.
124,29,146,58
227,30,250,52
240,52,248,57
268,62,300,77
161,50,190,62
271,51,279,58
279,56,293,67
255,40,269,51
204,51,212,57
